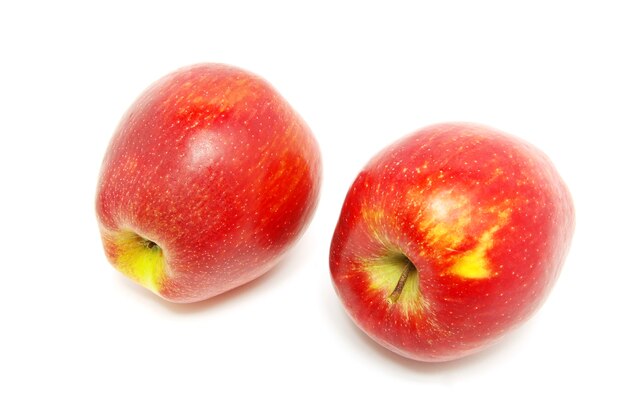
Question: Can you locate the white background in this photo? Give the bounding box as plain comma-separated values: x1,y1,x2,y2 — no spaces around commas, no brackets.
1,1,624,417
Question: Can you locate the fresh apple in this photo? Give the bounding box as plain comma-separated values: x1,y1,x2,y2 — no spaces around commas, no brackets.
329,122,574,361
96,63,321,303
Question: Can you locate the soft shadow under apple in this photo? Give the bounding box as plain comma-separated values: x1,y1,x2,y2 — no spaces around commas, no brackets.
114,232,316,315
326,291,535,374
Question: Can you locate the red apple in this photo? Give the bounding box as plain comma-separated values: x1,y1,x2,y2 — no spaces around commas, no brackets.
329,122,574,361
96,63,321,303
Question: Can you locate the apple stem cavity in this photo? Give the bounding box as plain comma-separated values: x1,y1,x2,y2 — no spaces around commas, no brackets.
106,230,166,294
388,259,416,304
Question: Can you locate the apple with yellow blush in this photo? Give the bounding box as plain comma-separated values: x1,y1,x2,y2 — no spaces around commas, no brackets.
96,63,321,303
329,122,574,361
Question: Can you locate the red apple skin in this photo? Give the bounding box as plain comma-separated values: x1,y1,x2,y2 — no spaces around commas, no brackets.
329,123,574,362
96,63,321,303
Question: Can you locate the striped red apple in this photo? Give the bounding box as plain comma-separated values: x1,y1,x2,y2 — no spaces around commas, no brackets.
96,64,321,303
330,123,574,361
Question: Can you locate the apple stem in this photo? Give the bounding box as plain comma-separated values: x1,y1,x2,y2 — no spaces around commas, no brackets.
388,260,415,304
141,237,158,250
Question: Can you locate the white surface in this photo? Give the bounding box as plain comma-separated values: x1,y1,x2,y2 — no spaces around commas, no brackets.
1,1,624,417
